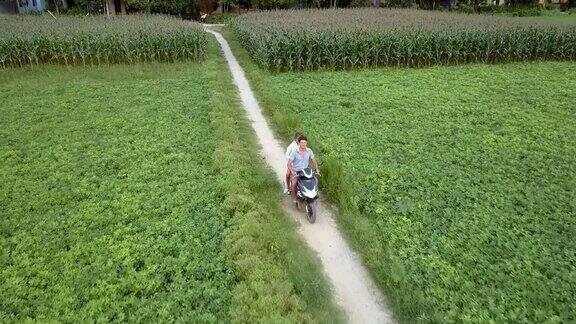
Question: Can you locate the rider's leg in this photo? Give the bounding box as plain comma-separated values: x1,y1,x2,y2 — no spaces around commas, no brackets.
284,168,291,194
290,173,298,204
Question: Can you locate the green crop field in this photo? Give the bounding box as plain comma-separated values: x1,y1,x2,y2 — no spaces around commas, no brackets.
0,39,343,322
0,15,206,67
226,30,576,322
3,10,575,323
0,61,228,322
232,8,576,71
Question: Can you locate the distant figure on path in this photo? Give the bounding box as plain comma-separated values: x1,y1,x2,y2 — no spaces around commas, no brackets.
200,12,208,23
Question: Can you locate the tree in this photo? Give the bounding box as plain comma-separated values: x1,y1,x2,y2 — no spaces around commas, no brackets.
67,0,106,13
184,0,200,19
415,0,439,9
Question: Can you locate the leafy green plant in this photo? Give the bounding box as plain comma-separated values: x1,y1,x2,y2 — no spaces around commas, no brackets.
0,60,232,322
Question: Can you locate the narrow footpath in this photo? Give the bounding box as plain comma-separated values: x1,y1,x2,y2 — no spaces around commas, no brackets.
206,27,395,324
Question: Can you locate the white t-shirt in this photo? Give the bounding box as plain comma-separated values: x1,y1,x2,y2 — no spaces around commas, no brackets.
285,141,298,159
289,147,315,172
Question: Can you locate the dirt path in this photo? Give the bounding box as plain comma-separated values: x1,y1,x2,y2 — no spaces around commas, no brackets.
206,28,395,324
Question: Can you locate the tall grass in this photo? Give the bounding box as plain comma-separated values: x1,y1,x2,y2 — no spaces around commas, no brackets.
232,8,576,71
0,15,207,67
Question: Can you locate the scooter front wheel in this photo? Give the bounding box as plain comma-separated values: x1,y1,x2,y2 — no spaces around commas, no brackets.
305,200,317,224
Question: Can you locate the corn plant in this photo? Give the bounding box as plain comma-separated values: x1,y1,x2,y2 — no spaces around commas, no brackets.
0,15,207,68
231,8,576,71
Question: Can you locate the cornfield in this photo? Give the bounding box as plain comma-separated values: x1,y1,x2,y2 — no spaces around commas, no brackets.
0,15,207,67
232,9,576,71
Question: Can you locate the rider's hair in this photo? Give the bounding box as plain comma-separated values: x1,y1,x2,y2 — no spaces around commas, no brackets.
294,131,303,141
298,135,307,143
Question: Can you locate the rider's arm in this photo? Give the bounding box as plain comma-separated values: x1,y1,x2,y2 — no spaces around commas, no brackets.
308,149,319,174
311,157,319,174
287,158,294,174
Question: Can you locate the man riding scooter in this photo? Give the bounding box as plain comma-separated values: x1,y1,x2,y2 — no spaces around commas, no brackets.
287,136,320,207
